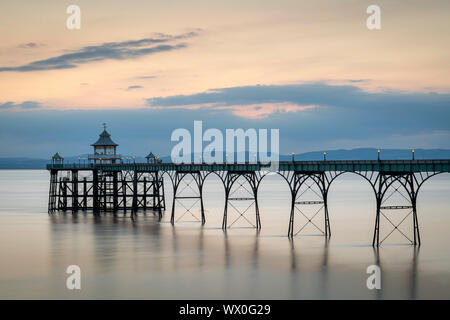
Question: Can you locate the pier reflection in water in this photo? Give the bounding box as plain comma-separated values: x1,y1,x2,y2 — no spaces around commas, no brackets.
0,170,449,299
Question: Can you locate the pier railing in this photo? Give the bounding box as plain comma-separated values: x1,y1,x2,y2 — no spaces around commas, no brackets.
47,159,450,173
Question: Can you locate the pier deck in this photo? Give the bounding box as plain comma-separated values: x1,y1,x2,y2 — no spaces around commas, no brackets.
46,159,450,173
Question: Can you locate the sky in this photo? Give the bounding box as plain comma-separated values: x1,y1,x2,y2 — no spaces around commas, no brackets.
0,0,449,157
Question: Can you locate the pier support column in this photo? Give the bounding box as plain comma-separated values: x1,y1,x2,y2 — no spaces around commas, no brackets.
161,175,166,210
48,170,58,213
82,177,88,211
170,171,205,225
372,172,421,247
132,170,138,216
72,170,78,212
199,183,205,225
60,178,68,211
113,171,119,212
121,172,127,215
222,171,261,230
286,171,331,238
154,171,163,219
143,177,147,211
92,170,99,214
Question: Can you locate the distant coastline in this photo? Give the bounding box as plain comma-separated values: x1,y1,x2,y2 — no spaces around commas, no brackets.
1,148,450,169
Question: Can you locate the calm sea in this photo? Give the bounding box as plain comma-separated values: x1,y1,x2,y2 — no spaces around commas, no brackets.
0,170,449,299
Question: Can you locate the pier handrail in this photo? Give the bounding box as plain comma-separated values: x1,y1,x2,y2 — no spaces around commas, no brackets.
46,159,450,173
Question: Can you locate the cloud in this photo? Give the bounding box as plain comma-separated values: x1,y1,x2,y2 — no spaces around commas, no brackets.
147,83,351,107
127,85,143,90
18,42,45,49
19,101,42,109
146,82,450,119
347,79,368,83
0,104,449,158
135,75,157,79
0,101,42,110
0,32,198,72
0,102,14,109
1,82,449,157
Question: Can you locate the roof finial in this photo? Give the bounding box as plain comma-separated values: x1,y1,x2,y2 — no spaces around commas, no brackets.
102,122,107,130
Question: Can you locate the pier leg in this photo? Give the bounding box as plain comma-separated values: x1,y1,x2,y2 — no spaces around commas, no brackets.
255,196,261,230
152,179,156,211
132,170,138,216
170,199,176,224
62,179,68,212
93,170,99,214
170,172,204,225
413,200,421,246
113,172,118,213
83,177,87,211
409,176,421,246
222,190,229,230
372,172,421,247
155,172,163,219
72,170,78,213
170,172,179,224
372,201,381,247
200,186,205,225
288,193,295,237
57,178,63,210
48,170,58,213
221,172,261,230
324,201,330,237
143,177,147,211
287,175,299,237
122,173,127,215
319,173,331,238
285,172,331,238
103,174,107,212
161,178,166,210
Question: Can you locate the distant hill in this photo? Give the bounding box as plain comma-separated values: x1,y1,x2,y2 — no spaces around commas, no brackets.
0,158,50,169
1,148,450,169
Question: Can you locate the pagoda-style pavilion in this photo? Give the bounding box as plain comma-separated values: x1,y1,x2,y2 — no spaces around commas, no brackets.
88,123,122,164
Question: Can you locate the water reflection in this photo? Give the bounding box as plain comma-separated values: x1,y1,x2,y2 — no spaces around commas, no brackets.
46,213,427,299
222,229,261,270
289,237,330,298
198,227,204,269
171,226,179,270
372,246,420,299
223,230,230,269
409,247,420,300
252,230,260,270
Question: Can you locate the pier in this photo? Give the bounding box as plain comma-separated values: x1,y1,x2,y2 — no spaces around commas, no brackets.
47,159,450,246
46,127,450,246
